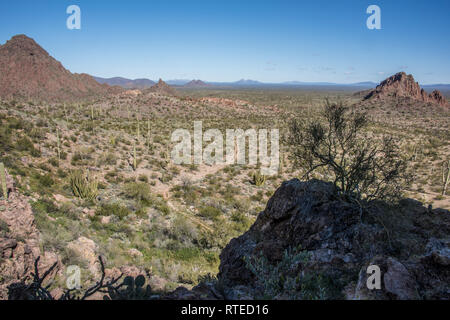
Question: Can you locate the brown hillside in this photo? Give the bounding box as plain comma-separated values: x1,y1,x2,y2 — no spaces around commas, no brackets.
0,34,121,102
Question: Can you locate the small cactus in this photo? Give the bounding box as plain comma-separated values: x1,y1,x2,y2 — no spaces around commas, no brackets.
0,162,7,200
251,171,266,186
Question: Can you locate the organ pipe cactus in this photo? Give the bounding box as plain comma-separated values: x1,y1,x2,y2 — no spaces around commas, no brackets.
0,162,7,200
69,169,98,201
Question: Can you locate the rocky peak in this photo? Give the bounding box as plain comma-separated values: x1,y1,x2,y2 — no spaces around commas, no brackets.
149,78,176,95
0,34,48,57
364,72,447,106
0,34,120,101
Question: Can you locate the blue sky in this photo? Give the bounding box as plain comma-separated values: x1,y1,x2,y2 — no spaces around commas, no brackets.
0,0,449,84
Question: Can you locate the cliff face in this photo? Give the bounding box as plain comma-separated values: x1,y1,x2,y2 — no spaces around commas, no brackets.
363,72,447,107
0,35,120,102
218,179,450,300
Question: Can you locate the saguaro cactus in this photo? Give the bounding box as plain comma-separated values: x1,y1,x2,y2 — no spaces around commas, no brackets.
147,119,151,150
133,140,137,171
442,160,450,196
56,128,61,160
0,162,7,200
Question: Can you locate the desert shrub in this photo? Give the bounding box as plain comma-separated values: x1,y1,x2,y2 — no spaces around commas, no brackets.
287,101,409,202
169,216,198,244
35,173,54,187
0,218,10,236
98,152,117,166
123,182,151,205
96,203,131,220
230,212,253,232
198,206,222,221
16,136,40,157
245,247,341,300
48,158,59,167
138,174,148,182
69,170,98,201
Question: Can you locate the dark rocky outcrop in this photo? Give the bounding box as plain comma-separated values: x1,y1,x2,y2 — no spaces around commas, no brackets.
217,179,450,300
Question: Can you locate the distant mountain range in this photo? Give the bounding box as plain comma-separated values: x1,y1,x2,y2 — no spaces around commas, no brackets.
93,77,156,89
93,76,450,93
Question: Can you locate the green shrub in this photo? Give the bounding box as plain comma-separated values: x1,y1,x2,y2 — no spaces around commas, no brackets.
198,206,222,221
96,203,131,220
123,182,151,204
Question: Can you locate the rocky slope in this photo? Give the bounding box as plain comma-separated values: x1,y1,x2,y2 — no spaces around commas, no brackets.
218,179,449,300
2,176,449,300
0,35,121,102
0,168,60,299
363,72,447,107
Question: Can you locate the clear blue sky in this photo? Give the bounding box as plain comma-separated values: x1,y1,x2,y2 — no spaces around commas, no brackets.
0,0,449,84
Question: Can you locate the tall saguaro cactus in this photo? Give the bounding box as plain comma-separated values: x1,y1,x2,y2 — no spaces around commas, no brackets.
442,160,450,196
0,162,7,200
56,128,61,160
133,139,137,171
147,119,151,151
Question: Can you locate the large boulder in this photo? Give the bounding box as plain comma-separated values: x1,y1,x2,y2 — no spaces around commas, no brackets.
218,179,450,300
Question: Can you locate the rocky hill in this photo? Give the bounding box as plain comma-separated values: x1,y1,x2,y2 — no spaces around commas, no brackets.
363,72,447,107
147,79,176,95
0,35,120,102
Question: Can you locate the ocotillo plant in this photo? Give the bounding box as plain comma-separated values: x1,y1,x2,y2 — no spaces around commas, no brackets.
442,160,450,196
0,162,7,200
